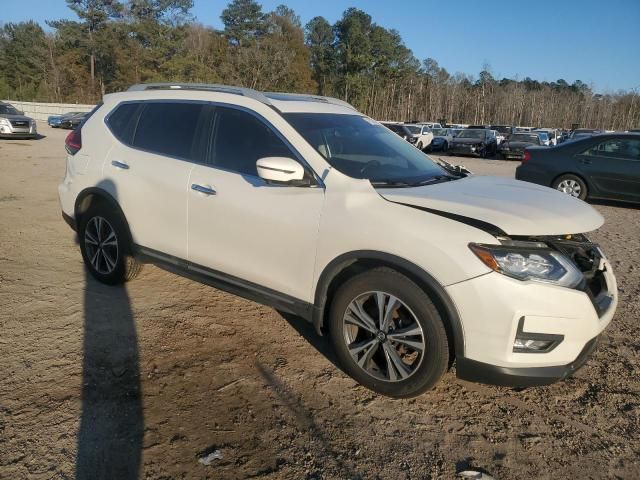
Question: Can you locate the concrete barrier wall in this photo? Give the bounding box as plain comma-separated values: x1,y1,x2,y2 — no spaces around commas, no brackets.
2,100,96,121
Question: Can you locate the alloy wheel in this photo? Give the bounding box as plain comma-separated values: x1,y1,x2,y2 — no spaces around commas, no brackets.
557,179,582,197
342,291,425,382
84,216,119,275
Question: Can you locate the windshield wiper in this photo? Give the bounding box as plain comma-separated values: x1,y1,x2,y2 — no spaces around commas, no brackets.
370,180,413,188
370,175,456,188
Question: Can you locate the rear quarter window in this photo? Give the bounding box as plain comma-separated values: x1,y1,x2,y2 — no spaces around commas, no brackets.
106,102,140,144
132,102,206,161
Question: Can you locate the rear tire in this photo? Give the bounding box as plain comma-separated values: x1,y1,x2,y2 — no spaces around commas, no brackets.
78,202,142,285
552,174,588,200
329,268,449,398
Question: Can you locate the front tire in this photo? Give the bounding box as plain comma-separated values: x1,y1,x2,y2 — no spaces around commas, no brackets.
552,174,588,200
78,203,141,285
329,268,449,398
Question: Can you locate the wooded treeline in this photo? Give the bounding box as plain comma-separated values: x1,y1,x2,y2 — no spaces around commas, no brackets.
1,0,638,129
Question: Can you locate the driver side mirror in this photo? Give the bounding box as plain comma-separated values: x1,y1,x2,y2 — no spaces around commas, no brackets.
256,157,308,185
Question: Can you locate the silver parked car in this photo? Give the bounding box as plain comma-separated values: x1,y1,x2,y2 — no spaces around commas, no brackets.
0,102,38,139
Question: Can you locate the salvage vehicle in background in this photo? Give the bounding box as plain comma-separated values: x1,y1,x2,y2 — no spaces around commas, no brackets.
404,124,434,150
0,101,38,139
491,125,515,145
534,128,559,145
426,127,454,152
449,128,497,157
516,133,640,203
49,111,84,128
60,112,88,129
498,132,542,160
535,131,551,146
58,83,618,398
381,122,418,145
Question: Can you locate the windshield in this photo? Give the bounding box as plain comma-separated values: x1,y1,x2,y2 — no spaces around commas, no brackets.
457,129,486,139
537,132,549,140
405,125,421,134
283,113,448,184
432,128,447,136
492,126,512,134
510,134,540,143
0,105,20,115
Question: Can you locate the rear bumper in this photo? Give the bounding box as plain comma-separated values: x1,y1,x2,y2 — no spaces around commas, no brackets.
456,336,600,387
0,132,37,139
515,164,553,185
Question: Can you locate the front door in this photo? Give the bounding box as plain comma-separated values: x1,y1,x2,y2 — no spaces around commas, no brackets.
187,105,325,302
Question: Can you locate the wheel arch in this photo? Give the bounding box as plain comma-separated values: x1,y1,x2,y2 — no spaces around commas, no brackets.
312,250,465,360
74,186,134,247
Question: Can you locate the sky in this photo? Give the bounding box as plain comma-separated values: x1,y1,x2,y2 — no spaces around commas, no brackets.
2,0,639,93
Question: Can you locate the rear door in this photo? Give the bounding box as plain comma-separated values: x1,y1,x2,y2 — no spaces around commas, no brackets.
576,138,640,201
104,101,209,258
187,105,324,301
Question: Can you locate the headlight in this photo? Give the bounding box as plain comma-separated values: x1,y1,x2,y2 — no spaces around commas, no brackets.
469,243,583,288
0,118,10,127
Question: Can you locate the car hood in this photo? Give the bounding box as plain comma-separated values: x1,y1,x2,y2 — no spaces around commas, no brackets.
0,114,32,122
378,175,604,236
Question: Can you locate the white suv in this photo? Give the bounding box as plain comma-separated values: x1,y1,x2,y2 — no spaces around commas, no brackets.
58,83,618,398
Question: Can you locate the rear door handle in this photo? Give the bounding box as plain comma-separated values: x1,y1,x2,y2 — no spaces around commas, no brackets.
111,160,129,170
191,184,216,195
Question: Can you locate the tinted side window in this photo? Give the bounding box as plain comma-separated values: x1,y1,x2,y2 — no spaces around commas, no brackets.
583,139,640,160
210,107,293,176
133,102,206,161
106,103,139,144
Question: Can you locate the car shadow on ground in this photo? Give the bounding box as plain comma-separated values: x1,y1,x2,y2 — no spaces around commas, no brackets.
276,311,344,374
75,269,143,480
590,199,640,210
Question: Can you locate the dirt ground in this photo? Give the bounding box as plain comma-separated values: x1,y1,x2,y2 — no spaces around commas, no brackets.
1,125,639,480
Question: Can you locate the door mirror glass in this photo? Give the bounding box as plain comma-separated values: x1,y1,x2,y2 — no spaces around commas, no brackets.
256,157,306,184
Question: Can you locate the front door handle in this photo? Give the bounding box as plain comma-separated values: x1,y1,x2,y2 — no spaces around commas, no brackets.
578,157,592,165
111,160,129,170
191,184,216,195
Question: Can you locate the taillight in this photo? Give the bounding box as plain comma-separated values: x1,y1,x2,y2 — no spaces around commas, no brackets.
522,150,531,164
65,129,82,155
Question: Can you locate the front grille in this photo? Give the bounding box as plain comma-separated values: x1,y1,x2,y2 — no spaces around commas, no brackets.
10,120,29,127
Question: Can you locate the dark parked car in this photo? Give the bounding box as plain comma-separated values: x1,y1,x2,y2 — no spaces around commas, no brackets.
381,122,418,145
498,132,542,160
567,128,602,142
60,112,88,129
515,133,640,204
449,128,497,158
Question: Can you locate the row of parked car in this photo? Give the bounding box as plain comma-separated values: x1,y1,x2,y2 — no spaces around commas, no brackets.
0,101,91,140
379,121,633,161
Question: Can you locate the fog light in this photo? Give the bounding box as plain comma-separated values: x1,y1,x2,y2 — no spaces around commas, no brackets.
513,317,563,353
513,338,555,351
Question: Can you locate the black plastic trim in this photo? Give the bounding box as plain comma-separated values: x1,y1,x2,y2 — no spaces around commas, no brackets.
62,211,76,231
512,316,564,353
312,250,465,356
134,245,314,322
456,335,599,387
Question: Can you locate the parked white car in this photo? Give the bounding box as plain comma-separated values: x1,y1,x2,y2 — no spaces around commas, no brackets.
404,124,434,150
59,83,617,398
534,128,559,145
